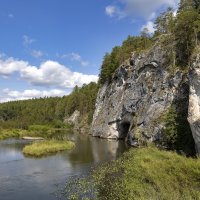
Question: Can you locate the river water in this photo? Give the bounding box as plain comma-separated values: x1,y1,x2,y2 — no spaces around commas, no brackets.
0,133,128,200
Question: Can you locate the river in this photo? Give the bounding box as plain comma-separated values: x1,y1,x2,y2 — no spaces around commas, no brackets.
0,133,128,200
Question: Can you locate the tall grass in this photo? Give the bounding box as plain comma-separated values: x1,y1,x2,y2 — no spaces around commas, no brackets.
0,123,73,140
93,147,200,200
64,147,200,200
0,129,27,140
23,140,75,157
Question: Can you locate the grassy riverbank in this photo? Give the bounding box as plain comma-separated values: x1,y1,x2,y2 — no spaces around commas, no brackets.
0,124,73,140
93,147,200,200
0,129,26,140
23,140,75,157
66,147,200,200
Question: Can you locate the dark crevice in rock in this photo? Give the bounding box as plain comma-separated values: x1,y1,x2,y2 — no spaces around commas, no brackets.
118,121,131,139
108,119,121,125
137,64,158,75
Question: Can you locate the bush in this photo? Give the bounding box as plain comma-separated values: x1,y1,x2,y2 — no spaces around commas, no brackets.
28,125,51,132
162,106,178,145
159,104,195,155
52,120,66,128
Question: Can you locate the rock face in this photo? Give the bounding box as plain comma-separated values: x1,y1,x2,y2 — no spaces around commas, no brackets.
91,42,194,150
64,110,80,132
64,110,90,134
188,54,200,154
65,110,80,125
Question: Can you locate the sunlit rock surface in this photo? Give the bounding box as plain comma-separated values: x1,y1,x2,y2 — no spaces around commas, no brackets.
91,41,194,151
188,54,200,154
64,110,80,125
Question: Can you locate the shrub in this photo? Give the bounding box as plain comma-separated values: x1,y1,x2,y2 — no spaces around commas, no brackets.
28,125,51,132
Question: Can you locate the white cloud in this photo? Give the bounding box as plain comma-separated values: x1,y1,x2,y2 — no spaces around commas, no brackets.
0,57,98,88
68,52,81,61
31,50,44,58
106,0,179,19
80,61,89,67
23,35,35,46
105,6,126,19
105,6,116,17
1,88,68,102
21,60,98,87
61,52,89,67
106,1,180,36
0,57,28,76
22,35,46,58
141,21,156,34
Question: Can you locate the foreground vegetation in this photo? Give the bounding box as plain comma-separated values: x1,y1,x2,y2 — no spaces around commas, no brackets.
23,140,75,157
65,147,200,200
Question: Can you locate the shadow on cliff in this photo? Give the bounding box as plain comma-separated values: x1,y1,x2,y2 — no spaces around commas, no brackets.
170,80,195,156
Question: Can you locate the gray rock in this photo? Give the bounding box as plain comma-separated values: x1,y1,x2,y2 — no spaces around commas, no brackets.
64,110,80,125
188,54,200,154
91,41,192,149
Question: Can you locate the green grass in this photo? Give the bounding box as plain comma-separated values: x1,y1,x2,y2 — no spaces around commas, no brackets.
0,124,73,140
0,129,27,140
22,140,75,157
92,147,200,200
65,147,200,200
0,128,49,140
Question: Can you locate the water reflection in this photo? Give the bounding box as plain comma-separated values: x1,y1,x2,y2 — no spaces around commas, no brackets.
0,132,128,200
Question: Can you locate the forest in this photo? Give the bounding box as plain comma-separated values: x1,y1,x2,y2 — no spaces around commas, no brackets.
0,82,98,129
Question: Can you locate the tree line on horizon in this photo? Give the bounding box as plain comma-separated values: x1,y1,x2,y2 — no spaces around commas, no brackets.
0,82,98,129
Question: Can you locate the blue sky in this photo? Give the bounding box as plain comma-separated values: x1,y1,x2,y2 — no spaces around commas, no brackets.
0,0,179,102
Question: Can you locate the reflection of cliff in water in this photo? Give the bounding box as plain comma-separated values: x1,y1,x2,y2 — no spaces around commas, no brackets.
68,134,128,166
0,133,128,169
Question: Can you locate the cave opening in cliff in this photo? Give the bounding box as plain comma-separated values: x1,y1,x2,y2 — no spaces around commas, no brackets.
119,121,130,138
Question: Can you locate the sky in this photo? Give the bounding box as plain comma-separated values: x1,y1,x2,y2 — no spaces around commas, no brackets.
0,0,179,102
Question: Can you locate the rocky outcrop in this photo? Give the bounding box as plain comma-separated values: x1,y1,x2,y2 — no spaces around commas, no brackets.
188,53,200,154
91,41,195,152
64,110,80,132
64,110,80,125
64,110,90,134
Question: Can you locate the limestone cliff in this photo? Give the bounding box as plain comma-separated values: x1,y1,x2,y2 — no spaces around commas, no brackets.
188,52,200,154
64,110,80,125
64,110,90,133
91,40,196,154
